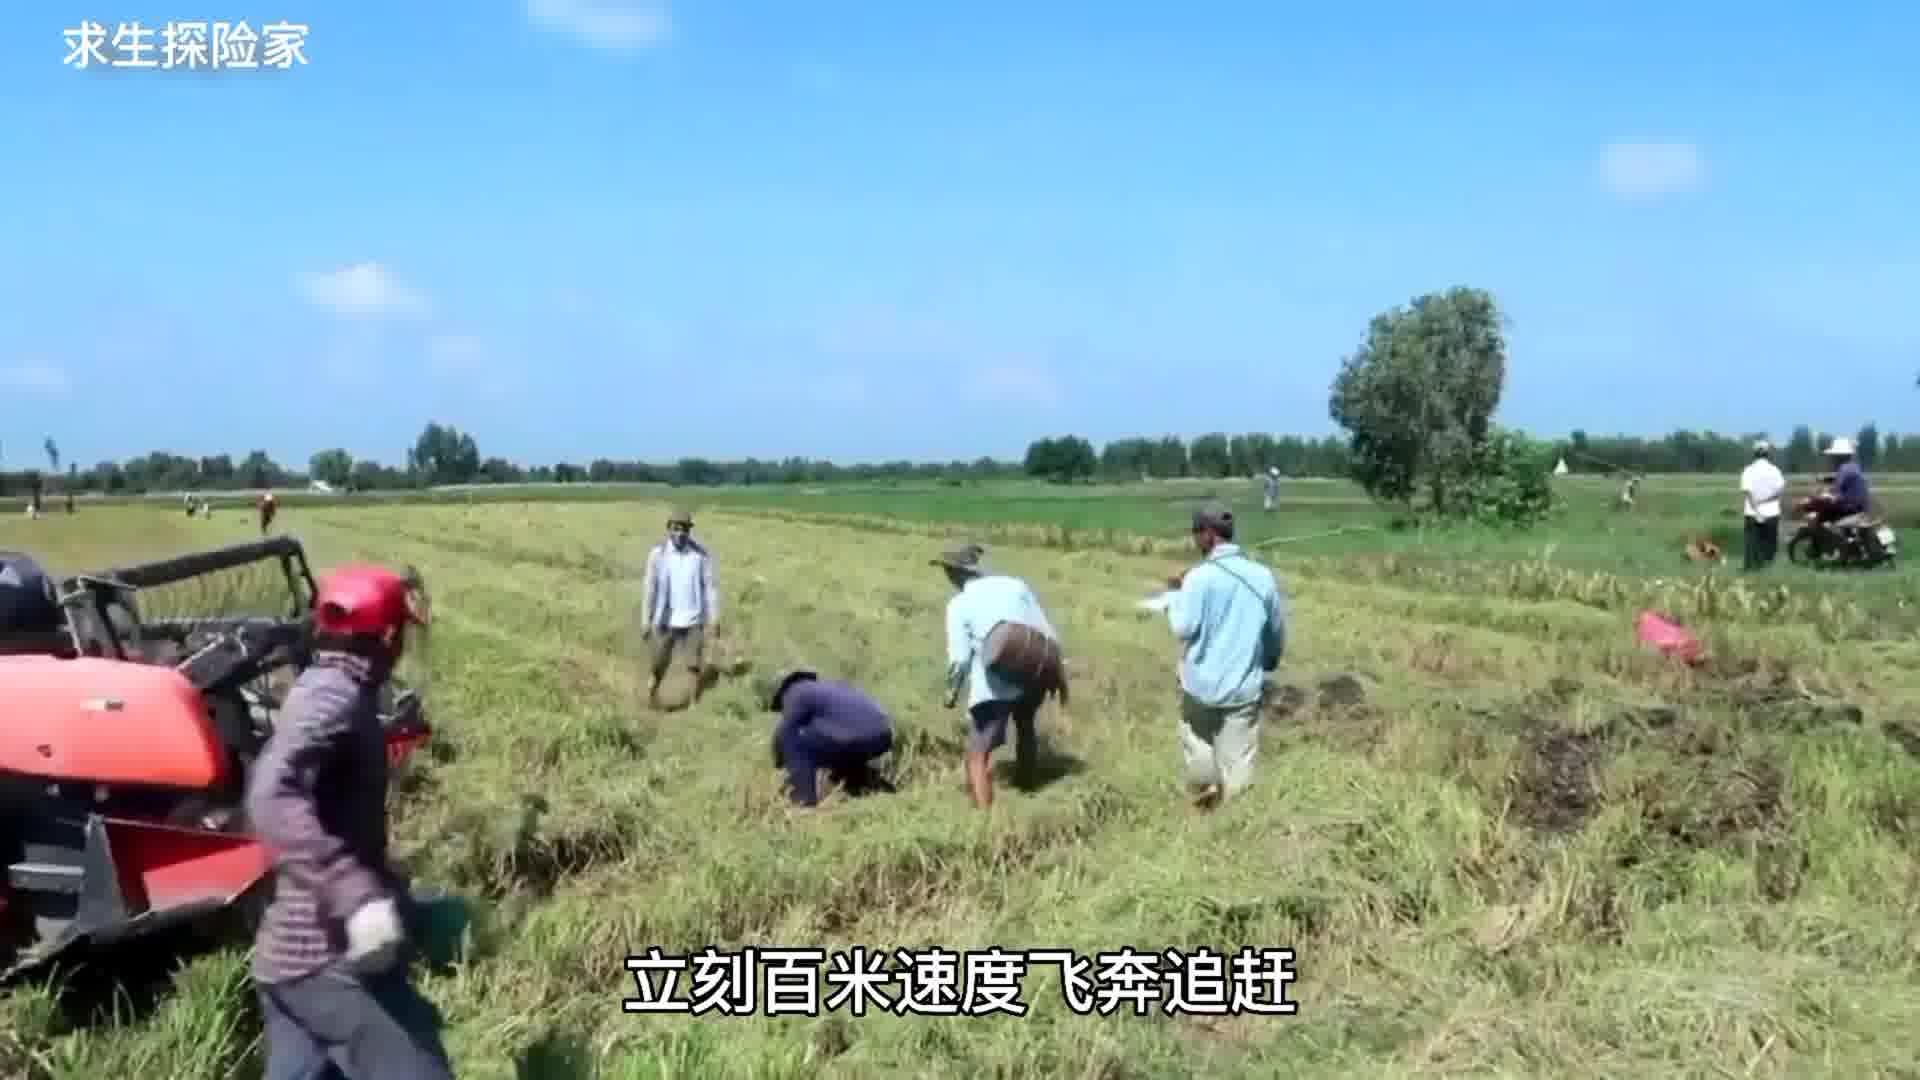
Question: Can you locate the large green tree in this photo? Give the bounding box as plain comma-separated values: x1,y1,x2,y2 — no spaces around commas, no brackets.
409,422,482,485
1784,425,1816,474
1022,435,1097,483
1328,286,1508,514
309,448,355,488
1856,423,1880,469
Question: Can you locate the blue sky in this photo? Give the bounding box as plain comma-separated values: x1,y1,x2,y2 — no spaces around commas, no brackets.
2,3,1916,469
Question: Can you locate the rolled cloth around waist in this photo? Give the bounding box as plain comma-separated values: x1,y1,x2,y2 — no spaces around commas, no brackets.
983,620,1062,688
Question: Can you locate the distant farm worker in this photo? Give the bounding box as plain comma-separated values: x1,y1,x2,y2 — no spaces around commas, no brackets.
1164,503,1288,812
640,507,718,709
935,543,1067,810
246,563,453,1080
1262,466,1280,511
1805,437,1872,526
259,490,278,534
759,667,897,809
1739,440,1785,569
1616,475,1639,511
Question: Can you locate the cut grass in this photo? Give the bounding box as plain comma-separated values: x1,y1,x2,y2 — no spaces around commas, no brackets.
3,501,1920,1077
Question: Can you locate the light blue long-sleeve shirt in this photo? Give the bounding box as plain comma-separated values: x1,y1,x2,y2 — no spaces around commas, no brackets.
944,574,1059,709
1166,543,1288,708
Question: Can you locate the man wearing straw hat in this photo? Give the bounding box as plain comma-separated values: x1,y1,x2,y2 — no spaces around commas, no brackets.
640,507,719,709
933,543,1063,810
1164,502,1288,812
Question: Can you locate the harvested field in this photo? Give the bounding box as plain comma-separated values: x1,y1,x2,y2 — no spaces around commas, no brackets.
6,501,1920,1077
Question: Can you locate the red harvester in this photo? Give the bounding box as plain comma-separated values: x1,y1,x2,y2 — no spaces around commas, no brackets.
0,536,431,980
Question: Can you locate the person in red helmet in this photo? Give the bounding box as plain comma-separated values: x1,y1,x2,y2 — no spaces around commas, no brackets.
245,563,453,1080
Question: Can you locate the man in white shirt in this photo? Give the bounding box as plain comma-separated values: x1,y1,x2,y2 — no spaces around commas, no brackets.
934,543,1064,810
640,508,718,708
1740,440,1786,569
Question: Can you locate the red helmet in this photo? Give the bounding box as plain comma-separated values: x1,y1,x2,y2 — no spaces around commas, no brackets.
312,563,429,638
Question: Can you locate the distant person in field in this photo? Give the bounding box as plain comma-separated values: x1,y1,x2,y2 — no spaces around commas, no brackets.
640,508,718,709
1616,475,1638,511
259,490,278,534
935,543,1065,810
1807,437,1872,526
1163,503,1288,812
1262,467,1280,511
1740,440,1785,569
758,667,896,809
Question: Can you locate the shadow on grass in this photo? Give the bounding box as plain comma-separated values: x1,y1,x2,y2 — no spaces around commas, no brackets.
9,922,231,1032
998,734,1087,793
517,1029,596,1080
649,663,740,714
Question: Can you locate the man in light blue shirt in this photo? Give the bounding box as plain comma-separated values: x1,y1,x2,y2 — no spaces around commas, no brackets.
640,507,718,709
934,543,1066,810
1165,502,1288,811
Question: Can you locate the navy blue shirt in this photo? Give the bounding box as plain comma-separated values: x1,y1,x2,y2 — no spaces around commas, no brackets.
775,679,893,804
1833,461,1869,515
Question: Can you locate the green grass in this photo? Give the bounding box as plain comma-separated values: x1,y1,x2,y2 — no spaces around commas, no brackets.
4,492,1920,1077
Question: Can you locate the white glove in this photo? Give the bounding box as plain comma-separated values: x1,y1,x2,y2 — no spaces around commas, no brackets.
344,896,405,974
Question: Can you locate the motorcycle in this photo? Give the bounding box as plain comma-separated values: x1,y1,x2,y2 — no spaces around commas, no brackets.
1785,494,1897,568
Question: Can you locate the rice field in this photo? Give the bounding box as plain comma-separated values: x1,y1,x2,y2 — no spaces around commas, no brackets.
3,491,1919,1078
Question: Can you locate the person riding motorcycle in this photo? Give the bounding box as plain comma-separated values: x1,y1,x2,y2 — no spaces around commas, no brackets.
1804,437,1871,527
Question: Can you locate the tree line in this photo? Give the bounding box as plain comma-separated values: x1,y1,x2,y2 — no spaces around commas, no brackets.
1020,424,1914,483
0,374,1907,501
0,423,1032,497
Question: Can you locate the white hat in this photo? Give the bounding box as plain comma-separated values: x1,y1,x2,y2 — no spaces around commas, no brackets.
1268,466,1279,476
1824,437,1856,456
1753,439,1772,454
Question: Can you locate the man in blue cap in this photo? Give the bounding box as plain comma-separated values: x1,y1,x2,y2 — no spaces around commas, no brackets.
760,667,896,808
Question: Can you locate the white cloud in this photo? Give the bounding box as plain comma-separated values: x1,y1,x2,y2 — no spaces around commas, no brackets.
526,0,670,50
0,360,70,395
965,363,1062,407
1598,139,1707,200
296,262,429,319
